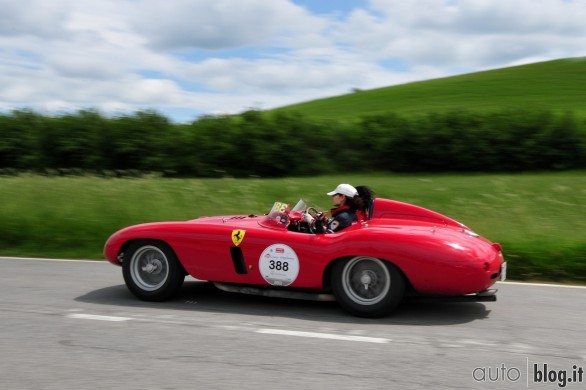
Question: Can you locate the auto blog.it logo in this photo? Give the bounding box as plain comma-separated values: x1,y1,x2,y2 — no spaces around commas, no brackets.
473,361,585,388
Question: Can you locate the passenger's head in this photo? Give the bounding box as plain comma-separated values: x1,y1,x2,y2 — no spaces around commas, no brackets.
355,186,375,211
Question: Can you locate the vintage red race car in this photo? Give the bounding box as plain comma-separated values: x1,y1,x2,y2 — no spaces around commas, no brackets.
104,198,506,317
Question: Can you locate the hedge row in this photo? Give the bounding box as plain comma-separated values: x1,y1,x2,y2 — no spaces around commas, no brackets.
1,109,584,177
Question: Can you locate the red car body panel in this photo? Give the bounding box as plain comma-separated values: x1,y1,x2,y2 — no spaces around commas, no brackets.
104,198,504,296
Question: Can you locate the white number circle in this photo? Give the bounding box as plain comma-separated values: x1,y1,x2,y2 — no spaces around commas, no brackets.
259,244,300,286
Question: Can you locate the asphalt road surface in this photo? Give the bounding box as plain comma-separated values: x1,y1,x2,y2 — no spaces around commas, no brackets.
1,257,585,390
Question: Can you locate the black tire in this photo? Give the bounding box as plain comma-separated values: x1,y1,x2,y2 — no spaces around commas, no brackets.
122,240,185,301
331,256,405,318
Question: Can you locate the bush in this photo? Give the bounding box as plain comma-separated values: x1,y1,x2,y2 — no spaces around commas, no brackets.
0,108,584,176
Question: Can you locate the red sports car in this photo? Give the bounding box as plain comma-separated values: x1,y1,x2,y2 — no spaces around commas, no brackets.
104,198,505,317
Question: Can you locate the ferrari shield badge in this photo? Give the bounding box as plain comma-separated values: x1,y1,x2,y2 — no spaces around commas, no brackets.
231,230,246,246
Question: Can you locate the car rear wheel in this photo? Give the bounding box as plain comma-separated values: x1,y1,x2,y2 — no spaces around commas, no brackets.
331,256,404,317
122,240,185,301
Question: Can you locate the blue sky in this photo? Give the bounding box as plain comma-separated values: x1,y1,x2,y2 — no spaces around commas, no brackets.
292,0,369,14
1,0,585,122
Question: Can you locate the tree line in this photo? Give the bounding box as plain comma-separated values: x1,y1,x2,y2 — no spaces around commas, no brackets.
0,108,584,177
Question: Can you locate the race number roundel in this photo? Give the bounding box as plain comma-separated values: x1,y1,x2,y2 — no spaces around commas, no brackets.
259,244,300,286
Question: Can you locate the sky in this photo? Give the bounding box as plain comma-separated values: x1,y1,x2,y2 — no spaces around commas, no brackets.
1,0,586,123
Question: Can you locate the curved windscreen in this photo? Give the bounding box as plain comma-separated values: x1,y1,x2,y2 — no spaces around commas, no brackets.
259,200,308,229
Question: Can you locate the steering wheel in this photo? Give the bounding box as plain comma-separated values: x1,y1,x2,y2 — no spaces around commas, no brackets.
306,207,319,218
303,207,326,234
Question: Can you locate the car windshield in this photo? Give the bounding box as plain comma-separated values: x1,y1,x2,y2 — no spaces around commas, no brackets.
291,199,307,212
260,199,308,229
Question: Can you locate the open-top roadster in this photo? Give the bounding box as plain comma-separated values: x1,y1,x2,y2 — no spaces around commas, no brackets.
104,197,505,317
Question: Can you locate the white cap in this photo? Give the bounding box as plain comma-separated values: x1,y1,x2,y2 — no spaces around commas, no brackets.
327,183,358,197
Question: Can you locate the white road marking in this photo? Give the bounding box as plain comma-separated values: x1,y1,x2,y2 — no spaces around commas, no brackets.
256,328,390,344
0,256,104,263
67,313,133,322
63,315,390,344
498,281,586,289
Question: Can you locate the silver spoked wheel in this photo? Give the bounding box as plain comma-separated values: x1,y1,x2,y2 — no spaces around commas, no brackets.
341,256,391,305
130,245,170,292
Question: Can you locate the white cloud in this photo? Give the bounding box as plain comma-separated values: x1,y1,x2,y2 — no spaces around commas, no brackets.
128,0,322,50
0,0,69,38
356,0,586,67
0,0,585,122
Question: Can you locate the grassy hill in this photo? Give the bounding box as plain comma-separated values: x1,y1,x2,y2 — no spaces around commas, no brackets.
271,57,586,121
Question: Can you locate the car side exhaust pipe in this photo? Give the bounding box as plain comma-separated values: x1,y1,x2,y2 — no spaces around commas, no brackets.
213,282,336,302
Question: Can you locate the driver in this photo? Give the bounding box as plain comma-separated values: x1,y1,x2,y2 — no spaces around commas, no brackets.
304,183,359,233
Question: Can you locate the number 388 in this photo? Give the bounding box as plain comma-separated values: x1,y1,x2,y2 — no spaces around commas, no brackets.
269,260,289,271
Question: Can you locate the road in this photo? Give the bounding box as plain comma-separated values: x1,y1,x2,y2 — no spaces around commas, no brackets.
0,256,585,390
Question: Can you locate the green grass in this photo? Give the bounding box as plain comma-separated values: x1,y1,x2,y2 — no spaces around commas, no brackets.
1,173,585,282
272,57,586,121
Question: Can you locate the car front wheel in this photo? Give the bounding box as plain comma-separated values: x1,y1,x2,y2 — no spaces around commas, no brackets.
122,240,185,301
331,256,405,317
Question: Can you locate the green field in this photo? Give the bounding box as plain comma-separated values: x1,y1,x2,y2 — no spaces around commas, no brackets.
1,173,584,282
272,57,586,121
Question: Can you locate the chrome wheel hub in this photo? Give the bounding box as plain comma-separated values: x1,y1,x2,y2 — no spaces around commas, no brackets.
360,272,374,290
142,259,163,274
130,246,170,292
342,257,391,305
